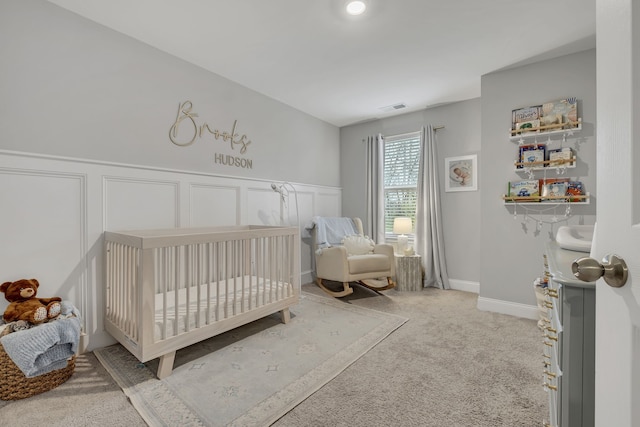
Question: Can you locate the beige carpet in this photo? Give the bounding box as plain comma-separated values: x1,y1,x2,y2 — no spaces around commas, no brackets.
275,285,547,426
0,284,546,426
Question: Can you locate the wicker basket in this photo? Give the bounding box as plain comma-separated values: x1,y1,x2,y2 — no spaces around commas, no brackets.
0,336,75,400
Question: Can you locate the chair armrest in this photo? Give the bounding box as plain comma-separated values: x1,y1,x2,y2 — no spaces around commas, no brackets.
315,246,349,281
373,244,396,275
373,243,394,258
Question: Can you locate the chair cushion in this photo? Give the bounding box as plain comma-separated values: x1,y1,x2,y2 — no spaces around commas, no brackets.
341,235,375,255
348,254,391,274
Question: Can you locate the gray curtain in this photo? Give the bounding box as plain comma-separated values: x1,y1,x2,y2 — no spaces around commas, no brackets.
365,134,385,243
415,125,450,289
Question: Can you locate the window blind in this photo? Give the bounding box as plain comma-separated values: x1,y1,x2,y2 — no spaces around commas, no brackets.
383,132,421,234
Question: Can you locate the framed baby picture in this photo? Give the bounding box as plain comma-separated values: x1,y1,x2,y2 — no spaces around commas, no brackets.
445,154,478,192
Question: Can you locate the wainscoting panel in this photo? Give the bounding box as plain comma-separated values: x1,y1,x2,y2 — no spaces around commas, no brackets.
246,186,281,226
103,176,179,231
189,183,240,227
0,168,87,323
296,190,316,283
315,192,342,217
295,191,315,227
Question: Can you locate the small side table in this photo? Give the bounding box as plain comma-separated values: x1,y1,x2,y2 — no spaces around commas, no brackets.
394,254,423,291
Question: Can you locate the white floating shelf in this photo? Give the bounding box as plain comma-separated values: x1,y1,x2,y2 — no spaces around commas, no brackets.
502,192,590,206
513,157,577,172
509,119,582,143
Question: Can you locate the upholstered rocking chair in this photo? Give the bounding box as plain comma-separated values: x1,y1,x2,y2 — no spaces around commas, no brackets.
308,217,395,297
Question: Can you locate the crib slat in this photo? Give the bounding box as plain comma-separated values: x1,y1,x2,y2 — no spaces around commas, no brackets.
223,241,229,319
206,242,212,326
126,246,132,337
240,239,246,314
231,240,236,316
214,241,220,322
173,246,180,337
196,243,203,329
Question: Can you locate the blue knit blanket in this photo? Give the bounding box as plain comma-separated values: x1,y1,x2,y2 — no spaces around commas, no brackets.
1,317,80,377
305,216,358,249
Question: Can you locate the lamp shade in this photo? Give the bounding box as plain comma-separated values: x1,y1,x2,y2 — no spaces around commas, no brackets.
393,217,412,234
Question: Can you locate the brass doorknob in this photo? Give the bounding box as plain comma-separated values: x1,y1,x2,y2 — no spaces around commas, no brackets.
571,254,628,287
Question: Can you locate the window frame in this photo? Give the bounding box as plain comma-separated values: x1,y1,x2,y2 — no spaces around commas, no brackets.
382,131,421,242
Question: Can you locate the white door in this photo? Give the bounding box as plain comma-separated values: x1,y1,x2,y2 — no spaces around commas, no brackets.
594,1,640,425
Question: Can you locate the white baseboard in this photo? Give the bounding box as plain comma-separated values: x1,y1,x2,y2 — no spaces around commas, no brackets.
477,296,540,320
448,279,479,294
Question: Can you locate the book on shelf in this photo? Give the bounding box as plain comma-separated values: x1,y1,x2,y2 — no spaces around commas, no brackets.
507,180,540,201
514,119,541,135
547,147,574,167
541,178,570,202
566,181,585,202
506,179,585,203
540,97,578,129
518,143,546,168
512,105,542,131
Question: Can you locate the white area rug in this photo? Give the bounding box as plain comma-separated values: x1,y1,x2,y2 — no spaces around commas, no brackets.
94,292,407,426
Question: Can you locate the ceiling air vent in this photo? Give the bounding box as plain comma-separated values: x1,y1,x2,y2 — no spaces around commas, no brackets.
379,103,407,113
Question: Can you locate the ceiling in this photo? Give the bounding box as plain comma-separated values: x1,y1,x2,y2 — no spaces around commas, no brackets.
46,0,596,128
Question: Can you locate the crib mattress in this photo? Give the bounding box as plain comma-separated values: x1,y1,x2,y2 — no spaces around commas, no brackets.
153,275,293,341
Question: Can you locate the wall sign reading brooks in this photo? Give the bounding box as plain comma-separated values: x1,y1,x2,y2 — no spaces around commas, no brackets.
169,100,253,169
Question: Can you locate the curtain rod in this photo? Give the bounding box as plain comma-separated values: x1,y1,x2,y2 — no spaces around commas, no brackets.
361,125,445,142
386,126,445,139
387,126,445,139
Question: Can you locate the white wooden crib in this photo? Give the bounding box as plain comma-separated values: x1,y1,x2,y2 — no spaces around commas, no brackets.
103,225,300,378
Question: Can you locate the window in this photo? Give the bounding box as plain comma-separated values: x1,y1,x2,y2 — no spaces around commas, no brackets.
383,131,421,236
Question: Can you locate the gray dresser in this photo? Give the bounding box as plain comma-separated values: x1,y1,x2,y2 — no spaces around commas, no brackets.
543,242,595,427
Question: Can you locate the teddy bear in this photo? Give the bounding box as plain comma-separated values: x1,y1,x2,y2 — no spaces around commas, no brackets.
0,279,62,325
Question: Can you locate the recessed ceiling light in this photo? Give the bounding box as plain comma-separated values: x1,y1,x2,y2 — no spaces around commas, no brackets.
346,1,366,15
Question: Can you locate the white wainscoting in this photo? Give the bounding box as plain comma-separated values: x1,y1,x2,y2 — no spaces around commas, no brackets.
189,183,241,227
315,191,342,217
0,150,341,351
104,176,180,230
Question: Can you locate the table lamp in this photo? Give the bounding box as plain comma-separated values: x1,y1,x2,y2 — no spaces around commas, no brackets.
393,217,412,255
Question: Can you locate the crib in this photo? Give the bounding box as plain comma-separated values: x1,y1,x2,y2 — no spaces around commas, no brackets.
103,225,300,378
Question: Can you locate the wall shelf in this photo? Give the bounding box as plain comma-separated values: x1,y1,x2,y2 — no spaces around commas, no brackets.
509,119,582,142
514,157,576,172
502,193,590,205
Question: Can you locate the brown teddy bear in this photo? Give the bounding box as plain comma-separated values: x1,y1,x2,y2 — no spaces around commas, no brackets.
0,279,62,324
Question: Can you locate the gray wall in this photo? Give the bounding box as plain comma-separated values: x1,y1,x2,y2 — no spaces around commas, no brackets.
0,1,340,187
340,99,482,284
341,48,596,310
480,49,597,305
